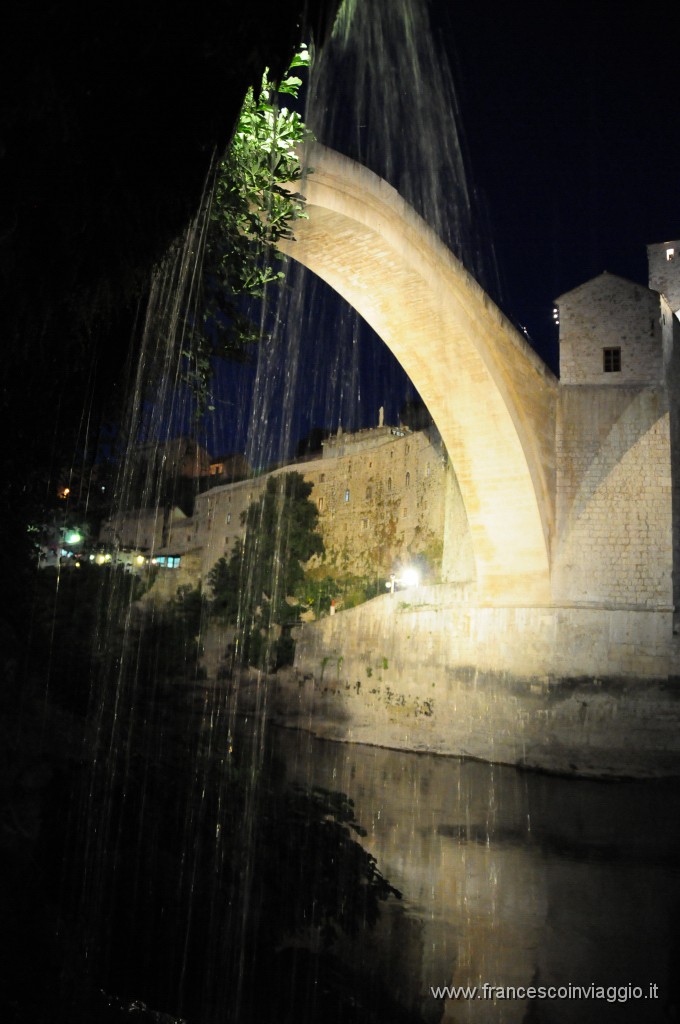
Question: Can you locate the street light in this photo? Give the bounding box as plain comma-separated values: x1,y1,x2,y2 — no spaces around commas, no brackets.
385,566,421,593
399,566,420,588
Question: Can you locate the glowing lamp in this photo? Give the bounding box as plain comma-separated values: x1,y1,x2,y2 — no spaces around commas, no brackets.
399,567,420,588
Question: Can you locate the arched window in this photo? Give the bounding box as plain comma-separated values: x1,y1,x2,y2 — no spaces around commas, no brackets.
344,489,350,503
318,497,324,511
366,485,372,500
387,477,392,492
405,472,411,488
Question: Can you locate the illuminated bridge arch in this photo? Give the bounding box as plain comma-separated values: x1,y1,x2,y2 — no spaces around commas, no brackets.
280,145,558,604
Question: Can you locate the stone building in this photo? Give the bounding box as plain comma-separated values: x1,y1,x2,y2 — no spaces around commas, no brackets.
165,476,266,583
98,436,209,559
300,425,449,578
158,425,455,588
553,239,680,617
207,452,251,481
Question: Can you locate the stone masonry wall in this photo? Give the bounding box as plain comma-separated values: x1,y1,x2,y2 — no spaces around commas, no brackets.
162,428,457,586
554,386,673,609
292,584,676,683
191,478,267,578
274,585,680,777
662,303,680,617
302,428,450,578
648,239,680,313
558,274,663,385
100,507,169,552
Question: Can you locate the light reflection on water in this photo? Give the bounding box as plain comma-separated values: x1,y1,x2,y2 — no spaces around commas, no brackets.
269,724,680,1024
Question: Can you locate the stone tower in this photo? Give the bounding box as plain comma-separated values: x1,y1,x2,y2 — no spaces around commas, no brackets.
648,239,680,622
647,239,680,313
557,272,663,385
553,268,673,615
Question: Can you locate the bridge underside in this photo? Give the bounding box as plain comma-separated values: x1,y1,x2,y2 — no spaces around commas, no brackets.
281,146,558,605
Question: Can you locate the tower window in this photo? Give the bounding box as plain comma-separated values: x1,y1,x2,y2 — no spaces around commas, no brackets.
344,489,350,502
603,347,621,373
666,248,675,262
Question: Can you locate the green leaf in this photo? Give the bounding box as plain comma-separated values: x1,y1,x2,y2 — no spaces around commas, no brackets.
170,46,314,416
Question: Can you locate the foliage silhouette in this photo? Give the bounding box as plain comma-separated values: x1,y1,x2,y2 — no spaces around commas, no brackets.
209,471,323,668
180,50,313,408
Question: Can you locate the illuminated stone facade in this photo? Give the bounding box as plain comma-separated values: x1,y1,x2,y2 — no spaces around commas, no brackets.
283,233,680,779
553,245,680,615
300,426,450,577
158,425,456,586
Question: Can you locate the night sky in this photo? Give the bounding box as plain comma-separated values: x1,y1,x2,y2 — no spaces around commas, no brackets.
203,0,680,461
446,0,679,371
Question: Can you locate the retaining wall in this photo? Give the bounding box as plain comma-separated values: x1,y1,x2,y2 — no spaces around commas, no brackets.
270,584,680,777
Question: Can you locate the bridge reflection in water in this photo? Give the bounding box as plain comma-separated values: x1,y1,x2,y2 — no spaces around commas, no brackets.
271,725,680,1024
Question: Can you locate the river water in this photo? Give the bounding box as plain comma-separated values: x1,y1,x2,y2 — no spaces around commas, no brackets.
267,723,680,1023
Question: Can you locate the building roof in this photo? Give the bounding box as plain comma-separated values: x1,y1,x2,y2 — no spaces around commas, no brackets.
555,271,647,305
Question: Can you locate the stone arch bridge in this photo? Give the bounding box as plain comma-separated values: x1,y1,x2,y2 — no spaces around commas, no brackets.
271,146,680,772
280,144,558,605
